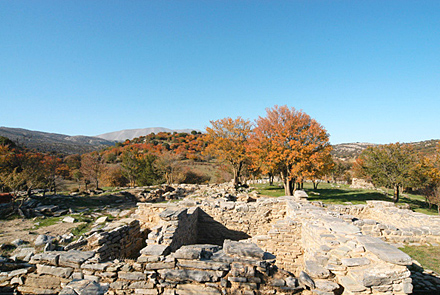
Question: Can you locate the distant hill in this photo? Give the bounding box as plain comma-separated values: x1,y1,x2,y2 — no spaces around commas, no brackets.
96,127,200,142
0,127,115,155
331,142,375,161
332,139,440,161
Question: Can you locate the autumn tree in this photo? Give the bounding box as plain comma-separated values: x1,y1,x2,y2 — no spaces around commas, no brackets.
204,117,252,186
249,105,331,196
354,143,417,203
416,144,440,213
80,152,103,190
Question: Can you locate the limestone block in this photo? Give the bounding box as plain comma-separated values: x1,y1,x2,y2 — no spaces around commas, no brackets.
223,240,265,260
314,280,340,292
144,261,175,270
158,269,220,283
118,271,146,281
305,260,330,279
339,276,367,292
60,279,109,295
341,258,371,267
129,281,155,289
140,244,170,256
356,236,412,265
177,260,230,271
175,284,221,295
58,250,95,268
37,264,73,278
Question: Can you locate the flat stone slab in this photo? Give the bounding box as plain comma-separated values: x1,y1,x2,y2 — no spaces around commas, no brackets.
305,260,330,279
356,236,412,265
341,257,371,267
159,208,187,221
58,250,95,268
60,279,109,295
140,244,170,256
223,240,264,260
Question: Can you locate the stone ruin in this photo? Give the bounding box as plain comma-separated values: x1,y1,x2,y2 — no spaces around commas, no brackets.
1,183,440,295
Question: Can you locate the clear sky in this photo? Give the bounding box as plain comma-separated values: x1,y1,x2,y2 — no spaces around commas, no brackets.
1,1,439,144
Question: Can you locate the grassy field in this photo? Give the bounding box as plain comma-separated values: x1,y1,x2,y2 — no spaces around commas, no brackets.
401,246,440,273
253,182,439,215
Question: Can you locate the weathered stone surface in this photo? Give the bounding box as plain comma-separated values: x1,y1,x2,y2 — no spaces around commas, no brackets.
129,280,155,289
34,235,55,246
305,260,330,279
118,271,146,281
158,269,220,283
144,261,175,270
95,216,108,224
314,280,340,292
177,260,230,271
37,264,73,278
58,250,95,268
17,286,59,294
140,244,170,256
174,247,202,260
159,208,187,221
298,271,315,289
175,284,221,295
339,276,367,292
63,216,76,223
294,190,308,200
60,279,109,295
356,236,412,265
350,266,410,287
341,257,370,267
223,240,264,260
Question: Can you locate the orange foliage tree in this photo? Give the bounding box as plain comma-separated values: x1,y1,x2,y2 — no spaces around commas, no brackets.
248,105,331,196
204,117,253,186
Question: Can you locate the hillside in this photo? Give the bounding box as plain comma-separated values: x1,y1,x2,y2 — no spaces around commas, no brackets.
0,127,115,155
97,127,200,142
332,139,440,161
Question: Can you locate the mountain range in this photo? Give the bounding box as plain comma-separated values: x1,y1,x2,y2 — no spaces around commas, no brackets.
96,127,199,142
1,126,438,158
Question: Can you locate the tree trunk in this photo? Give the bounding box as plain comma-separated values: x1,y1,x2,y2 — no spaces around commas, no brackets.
269,173,274,186
313,181,319,190
393,185,400,203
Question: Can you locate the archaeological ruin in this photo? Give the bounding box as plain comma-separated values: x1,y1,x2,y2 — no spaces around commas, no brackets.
1,183,440,295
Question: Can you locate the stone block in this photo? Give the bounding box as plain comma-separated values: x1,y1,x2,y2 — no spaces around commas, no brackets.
140,244,170,256
175,284,221,295
58,250,95,268
223,240,264,260
118,271,146,281
158,269,220,283
341,258,371,267
356,236,412,265
305,260,330,279
37,264,73,278
177,260,230,271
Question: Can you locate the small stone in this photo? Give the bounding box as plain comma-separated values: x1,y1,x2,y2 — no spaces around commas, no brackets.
63,216,76,223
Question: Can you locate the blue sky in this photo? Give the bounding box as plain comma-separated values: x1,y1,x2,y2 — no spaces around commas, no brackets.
1,1,439,144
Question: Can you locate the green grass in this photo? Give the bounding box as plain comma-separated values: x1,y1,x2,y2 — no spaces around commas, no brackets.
33,216,63,229
252,182,439,215
401,246,440,273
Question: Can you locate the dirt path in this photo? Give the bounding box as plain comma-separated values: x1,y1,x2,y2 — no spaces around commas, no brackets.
0,219,79,245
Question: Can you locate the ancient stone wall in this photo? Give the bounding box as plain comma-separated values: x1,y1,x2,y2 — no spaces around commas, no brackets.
86,218,147,261
326,201,440,245
287,199,414,294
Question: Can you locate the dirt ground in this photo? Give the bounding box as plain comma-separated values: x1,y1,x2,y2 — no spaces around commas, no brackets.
0,218,80,245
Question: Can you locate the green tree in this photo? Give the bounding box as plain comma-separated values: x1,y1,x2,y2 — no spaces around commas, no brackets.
354,143,417,202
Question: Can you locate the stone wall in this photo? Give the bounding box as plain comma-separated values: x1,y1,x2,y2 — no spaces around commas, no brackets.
326,201,440,245
287,199,414,294
86,218,147,261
